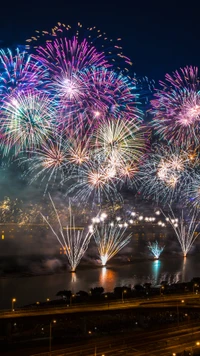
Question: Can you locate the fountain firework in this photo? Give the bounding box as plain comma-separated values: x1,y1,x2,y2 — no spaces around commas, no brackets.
41,195,92,272
148,241,165,259
164,209,200,257
91,213,131,266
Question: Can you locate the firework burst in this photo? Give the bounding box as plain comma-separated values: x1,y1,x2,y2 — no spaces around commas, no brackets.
27,22,132,69
0,48,46,105
138,144,191,204
94,118,147,166
152,66,200,147
65,160,121,206
26,23,134,128
77,67,142,123
28,23,110,111
66,134,91,166
1,90,55,155
18,135,68,193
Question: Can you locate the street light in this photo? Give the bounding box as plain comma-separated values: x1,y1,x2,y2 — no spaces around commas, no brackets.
122,290,127,303
49,319,56,356
160,285,164,296
70,294,75,306
11,298,16,311
193,283,199,294
186,342,200,356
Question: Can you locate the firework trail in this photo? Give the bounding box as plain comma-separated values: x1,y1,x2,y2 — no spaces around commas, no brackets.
91,214,131,266
41,195,92,272
152,66,200,147
138,144,192,205
164,208,200,257
1,90,55,155
148,241,165,259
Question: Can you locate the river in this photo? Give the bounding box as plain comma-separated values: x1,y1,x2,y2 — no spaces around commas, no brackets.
0,255,199,309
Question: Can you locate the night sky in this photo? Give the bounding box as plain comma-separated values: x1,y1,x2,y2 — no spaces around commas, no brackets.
0,0,199,81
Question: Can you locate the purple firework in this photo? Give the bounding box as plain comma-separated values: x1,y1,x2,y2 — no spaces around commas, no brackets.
27,22,132,70
151,66,200,147
0,48,47,106
77,67,142,123
29,24,109,106
54,67,143,132
26,23,133,115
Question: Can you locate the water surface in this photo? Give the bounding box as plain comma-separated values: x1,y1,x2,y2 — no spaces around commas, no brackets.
0,255,199,309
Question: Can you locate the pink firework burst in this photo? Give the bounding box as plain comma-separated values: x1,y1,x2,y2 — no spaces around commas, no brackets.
151,66,200,147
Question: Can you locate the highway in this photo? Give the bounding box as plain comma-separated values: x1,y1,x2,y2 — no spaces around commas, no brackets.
0,293,199,320
1,293,200,356
29,321,200,356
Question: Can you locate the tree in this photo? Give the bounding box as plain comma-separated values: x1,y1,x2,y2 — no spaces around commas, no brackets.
143,283,151,290
134,284,144,292
76,290,89,301
56,290,72,299
76,290,89,298
191,277,200,284
90,287,104,296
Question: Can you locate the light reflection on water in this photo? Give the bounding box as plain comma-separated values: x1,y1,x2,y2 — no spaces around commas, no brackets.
182,257,187,282
152,260,161,284
99,267,117,291
0,255,199,309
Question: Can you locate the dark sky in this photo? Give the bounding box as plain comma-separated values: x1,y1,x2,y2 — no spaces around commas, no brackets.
0,0,199,80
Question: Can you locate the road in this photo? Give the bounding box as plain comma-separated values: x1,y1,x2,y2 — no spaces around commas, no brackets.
1,315,200,356
28,321,200,356
0,293,199,320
